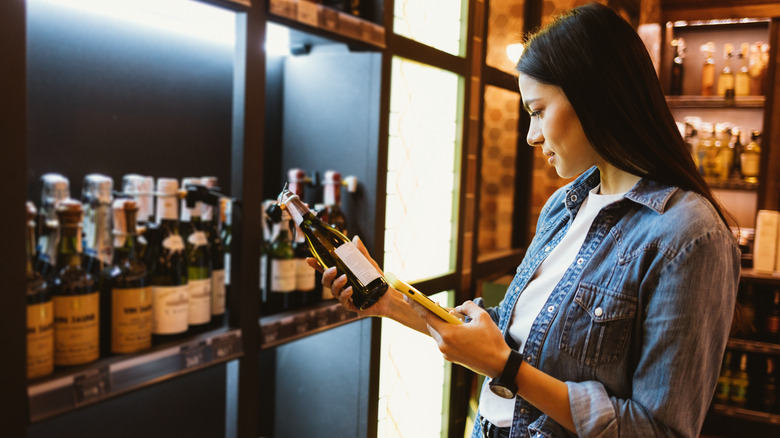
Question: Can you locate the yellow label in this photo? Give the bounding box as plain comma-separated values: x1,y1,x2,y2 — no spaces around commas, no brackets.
27,301,54,378
112,287,153,354
53,293,100,366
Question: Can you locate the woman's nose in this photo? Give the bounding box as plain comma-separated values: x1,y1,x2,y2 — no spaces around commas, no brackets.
527,124,543,147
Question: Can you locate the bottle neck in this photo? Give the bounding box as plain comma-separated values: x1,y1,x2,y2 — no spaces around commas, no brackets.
84,203,112,263
57,224,83,269
284,195,313,227
156,194,179,223
324,183,341,206
27,222,37,277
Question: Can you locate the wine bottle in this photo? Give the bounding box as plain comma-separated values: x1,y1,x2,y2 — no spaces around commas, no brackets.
260,199,275,315
735,43,751,96
701,42,716,96
181,177,212,334
728,128,744,180
104,199,153,354
149,178,189,344
278,189,388,310
52,199,100,366
268,209,297,313
36,173,70,277
716,43,735,98
288,169,317,307
82,173,114,279
221,197,233,319
122,174,155,228
766,289,780,342
203,177,226,328
26,202,54,378
670,38,685,96
741,130,761,184
762,358,778,413
729,353,749,407
715,351,733,404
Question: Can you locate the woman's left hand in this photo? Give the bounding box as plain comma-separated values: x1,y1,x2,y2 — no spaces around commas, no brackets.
409,299,511,378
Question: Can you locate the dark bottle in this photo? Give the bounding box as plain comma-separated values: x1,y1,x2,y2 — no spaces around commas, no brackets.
323,170,348,235
729,353,749,407
104,199,152,355
260,200,275,315
82,174,114,279
766,289,780,342
278,189,388,310
288,169,317,307
670,38,685,96
52,199,99,366
268,209,297,313
36,173,70,277
221,197,233,317
203,177,226,328
728,128,744,180
715,350,733,404
181,177,212,334
26,202,54,378
149,178,189,345
762,358,778,413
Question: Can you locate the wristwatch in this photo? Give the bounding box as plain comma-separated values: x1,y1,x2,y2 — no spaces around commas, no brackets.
489,350,523,399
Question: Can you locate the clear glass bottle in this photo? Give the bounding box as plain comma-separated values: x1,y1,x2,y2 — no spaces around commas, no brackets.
26,202,54,378
149,178,189,345
278,189,388,310
181,177,212,334
36,173,70,277
717,43,735,97
104,199,152,354
741,130,762,184
52,199,100,366
735,43,751,96
82,173,114,279
701,42,716,96
698,123,715,177
729,353,750,407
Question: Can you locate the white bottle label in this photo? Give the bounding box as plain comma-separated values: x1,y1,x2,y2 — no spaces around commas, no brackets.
271,259,296,292
224,253,231,286
211,269,226,316
152,285,189,335
295,258,316,291
259,254,267,289
188,231,208,247
162,234,185,252
188,278,212,324
334,242,381,286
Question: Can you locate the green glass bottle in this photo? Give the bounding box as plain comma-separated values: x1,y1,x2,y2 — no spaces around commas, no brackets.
181,177,212,334
26,202,54,378
729,353,750,407
278,189,387,310
715,351,733,404
203,177,226,328
52,199,100,366
268,210,296,313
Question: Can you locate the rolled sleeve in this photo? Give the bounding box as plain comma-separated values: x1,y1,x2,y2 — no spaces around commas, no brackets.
567,381,619,437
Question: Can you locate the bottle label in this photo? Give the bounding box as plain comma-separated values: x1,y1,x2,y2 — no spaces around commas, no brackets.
211,269,226,316
334,242,381,286
730,380,748,404
271,259,296,292
53,293,100,366
188,231,208,247
715,376,731,402
112,286,153,353
27,301,54,378
188,278,212,325
741,153,760,177
259,254,266,290
162,234,185,252
767,316,780,334
296,258,316,291
152,285,189,335
225,253,231,286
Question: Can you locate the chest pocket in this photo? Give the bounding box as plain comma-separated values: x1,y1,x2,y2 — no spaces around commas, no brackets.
559,283,637,366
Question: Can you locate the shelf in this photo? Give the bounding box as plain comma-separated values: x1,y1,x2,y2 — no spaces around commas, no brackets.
268,0,385,48
741,268,780,285
705,177,758,191
259,300,362,349
727,338,780,355
666,95,765,109
27,328,243,423
711,403,780,425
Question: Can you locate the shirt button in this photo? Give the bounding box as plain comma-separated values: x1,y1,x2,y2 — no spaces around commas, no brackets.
544,246,551,252
576,258,584,265
514,286,520,292
570,195,578,202
594,307,604,317
519,408,527,414
547,305,555,313
526,356,533,362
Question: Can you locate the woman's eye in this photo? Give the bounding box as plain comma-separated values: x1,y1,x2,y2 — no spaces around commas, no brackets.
529,110,541,118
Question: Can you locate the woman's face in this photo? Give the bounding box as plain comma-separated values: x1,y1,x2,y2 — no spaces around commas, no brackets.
519,73,602,179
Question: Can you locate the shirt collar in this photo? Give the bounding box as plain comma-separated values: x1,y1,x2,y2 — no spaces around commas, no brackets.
566,166,678,214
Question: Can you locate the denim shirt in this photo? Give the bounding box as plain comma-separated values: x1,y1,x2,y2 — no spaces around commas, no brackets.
471,167,740,438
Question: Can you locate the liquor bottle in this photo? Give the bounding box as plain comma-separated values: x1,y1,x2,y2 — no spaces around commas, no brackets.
268,209,297,313
729,353,749,407
149,178,189,344
288,169,317,307
749,42,765,95
670,38,685,96
762,358,778,413
715,350,733,404
741,130,761,184
716,43,735,97
221,197,232,318
122,174,155,228
260,199,276,315
82,174,114,279
711,124,730,181
26,202,54,378
203,177,226,328
728,128,743,180
701,42,716,96
181,177,212,334
698,123,715,177
52,199,100,366
36,173,70,277
735,43,751,96
278,189,388,310
766,289,780,342
104,199,152,354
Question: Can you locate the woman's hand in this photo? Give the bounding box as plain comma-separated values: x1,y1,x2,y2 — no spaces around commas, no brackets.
409,299,511,378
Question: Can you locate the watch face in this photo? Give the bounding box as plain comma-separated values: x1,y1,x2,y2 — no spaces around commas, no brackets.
489,383,515,399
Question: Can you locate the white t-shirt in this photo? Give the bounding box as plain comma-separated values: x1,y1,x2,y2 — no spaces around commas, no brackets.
479,186,624,427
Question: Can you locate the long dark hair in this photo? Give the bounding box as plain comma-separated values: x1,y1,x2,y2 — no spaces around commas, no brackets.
516,3,730,226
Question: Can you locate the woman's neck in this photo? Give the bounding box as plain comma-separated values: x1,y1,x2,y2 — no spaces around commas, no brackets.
597,164,641,195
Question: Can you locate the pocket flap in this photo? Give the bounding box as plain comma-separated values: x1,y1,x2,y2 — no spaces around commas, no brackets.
574,283,637,322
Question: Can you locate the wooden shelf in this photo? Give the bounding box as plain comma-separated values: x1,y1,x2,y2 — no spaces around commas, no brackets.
666,95,765,109
711,403,780,425
259,300,362,349
741,268,780,285
706,177,759,191
727,337,780,355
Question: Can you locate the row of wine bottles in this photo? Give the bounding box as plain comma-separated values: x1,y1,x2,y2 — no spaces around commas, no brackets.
734,285,780,343
716,350,779,414
670,39,770,97
679,118,762,183
26,173,231,379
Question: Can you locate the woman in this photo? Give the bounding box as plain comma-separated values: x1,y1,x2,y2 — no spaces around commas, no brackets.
314,3,740,437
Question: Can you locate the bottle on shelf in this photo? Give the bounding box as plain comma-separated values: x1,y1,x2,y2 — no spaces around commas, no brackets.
36,173,70,278
740,130,761,184
701,42,716,96
716,43,735,98
148,178,189,345
729,352,750,407
288,169,318,308
103,199,152,355
277,188,388,310
268,209,297,313
762,357,778,413
260,199,276,315
220,197,232,319
715,350,733,404
736,283,757,338
728,127,743,180
26,202,54,379
711,124,731,181
82,173,114,280
766,289,780,342
698,123,715,177
202,176,226,328
52,199,100,366
181,177,212,334
735,42,751,97
670,38,685,96
121,174,155,229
